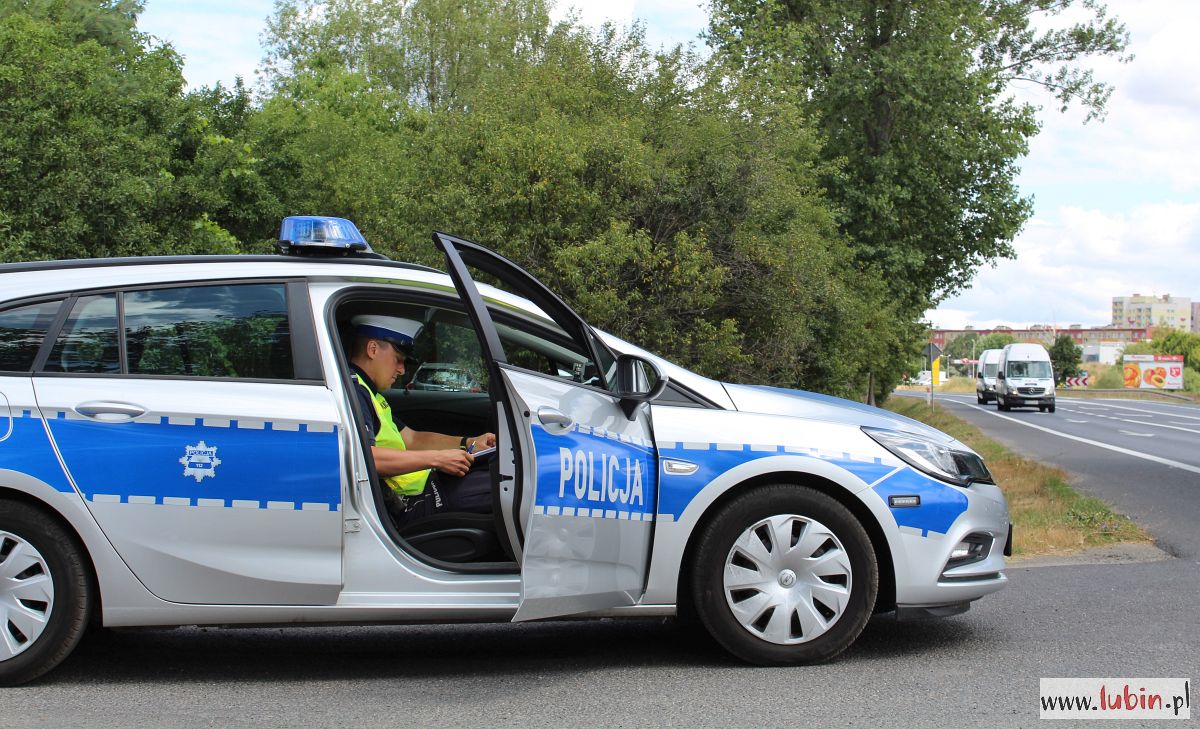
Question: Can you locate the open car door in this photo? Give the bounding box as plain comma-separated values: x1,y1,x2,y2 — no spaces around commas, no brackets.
435,233,661,622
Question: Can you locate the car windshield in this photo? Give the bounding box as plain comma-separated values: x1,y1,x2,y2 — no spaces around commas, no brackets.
418,367,473,387
1007,360,1051,378
982,363,999,377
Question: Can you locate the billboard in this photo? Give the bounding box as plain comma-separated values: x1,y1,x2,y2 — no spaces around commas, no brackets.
1122,355,1184,390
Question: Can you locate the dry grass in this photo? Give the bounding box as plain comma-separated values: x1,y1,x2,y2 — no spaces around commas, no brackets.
884,398,1150,556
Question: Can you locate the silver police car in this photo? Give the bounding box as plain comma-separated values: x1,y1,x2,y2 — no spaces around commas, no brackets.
0,218,1010,684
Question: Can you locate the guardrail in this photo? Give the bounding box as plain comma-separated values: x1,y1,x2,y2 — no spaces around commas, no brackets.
1059,388,1196,403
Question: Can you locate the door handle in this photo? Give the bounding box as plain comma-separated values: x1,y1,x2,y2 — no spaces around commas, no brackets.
536,406,573,429
74,401,148,421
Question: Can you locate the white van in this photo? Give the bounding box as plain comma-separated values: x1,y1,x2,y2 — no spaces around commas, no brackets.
975,349,1003,404
995,343,1055,412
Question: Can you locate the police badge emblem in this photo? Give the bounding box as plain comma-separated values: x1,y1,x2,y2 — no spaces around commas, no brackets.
179,441,222,482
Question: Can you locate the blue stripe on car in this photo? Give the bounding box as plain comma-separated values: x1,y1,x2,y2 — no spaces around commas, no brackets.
0,410,75,492
42,416,341,509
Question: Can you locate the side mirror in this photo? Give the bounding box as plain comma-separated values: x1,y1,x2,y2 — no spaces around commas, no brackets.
976,372,983,379
614,353,669,419
996,372,1005,380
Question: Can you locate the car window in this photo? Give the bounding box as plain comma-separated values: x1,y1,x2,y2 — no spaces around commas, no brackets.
492,314,610,389
125,284,292,379
1007,360,1051,378
405,311,489,392
44,294,120,374
0,299,63,372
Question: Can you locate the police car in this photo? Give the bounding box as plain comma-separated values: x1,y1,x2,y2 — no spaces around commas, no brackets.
0,218,1010,684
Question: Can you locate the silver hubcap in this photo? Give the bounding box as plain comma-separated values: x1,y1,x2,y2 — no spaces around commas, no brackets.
723,514,853,645
0,531,55,660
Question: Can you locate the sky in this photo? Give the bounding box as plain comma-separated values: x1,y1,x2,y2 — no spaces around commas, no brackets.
137,0,1200,331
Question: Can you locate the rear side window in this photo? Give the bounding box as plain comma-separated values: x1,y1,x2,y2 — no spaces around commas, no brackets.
38,283,293,380
124,284,292,379
0,300,64,372
45,294,120,374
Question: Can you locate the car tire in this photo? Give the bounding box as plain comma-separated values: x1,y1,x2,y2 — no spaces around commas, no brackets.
976,394,985,404
1048,404,1056,413
997,398,1009,412
0,500,92,686
690,484,877,665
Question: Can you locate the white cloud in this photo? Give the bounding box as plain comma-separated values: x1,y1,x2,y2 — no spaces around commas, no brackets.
930,201,1200,329
932,0,1200,330
139,0,274,90
552,0,635,29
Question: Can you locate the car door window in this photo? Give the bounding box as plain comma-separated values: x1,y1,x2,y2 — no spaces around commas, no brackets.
124,284,292,379
44,294,119,374
0,300,63,372
492,314,612,389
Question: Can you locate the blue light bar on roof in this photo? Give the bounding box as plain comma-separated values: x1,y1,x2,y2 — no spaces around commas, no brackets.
278,216,372,254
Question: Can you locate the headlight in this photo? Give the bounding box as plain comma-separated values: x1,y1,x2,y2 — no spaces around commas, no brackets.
862,427,994,486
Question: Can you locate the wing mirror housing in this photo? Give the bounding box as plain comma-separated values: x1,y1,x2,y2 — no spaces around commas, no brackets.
614,353,669,419
996,372,1005,380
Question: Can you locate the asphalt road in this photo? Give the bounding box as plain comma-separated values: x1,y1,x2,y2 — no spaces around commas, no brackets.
3,558,1197,728
908,393,1200,560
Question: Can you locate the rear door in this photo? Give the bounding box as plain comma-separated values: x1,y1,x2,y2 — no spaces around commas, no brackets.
31,281,344,605
434,233,658,621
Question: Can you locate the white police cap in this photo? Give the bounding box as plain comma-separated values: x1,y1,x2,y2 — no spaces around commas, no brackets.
351,315,423,351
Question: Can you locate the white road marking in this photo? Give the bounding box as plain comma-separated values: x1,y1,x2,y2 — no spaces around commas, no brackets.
1065,419,1088,424
1118,430,1154,438
1071,400,1200,421
948,401,1200,475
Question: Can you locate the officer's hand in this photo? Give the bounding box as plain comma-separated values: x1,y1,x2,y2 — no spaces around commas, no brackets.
431,449,473,477
471,432,497,450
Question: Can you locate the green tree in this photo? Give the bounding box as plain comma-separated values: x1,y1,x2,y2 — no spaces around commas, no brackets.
977,332,1017,352
708,0,1130,316
0,4,251,261
261,0,551,111
256,4,906,397
1048,334,1082,385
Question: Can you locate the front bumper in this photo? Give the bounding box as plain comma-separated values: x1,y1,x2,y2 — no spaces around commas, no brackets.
890,481,1011,609
1002,392,1054,407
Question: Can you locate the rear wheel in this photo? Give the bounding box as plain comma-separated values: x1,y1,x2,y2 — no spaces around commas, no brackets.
0,501,92,686
690,485,877,665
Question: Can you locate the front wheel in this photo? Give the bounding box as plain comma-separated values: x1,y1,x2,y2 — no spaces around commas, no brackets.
996,398,1009,412
690,485,877,665
0,500,92,686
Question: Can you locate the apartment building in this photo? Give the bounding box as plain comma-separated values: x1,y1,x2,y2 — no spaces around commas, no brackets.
1111,294,1192,330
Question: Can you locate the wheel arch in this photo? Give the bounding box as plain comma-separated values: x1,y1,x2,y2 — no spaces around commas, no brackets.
674,471,897,621
0,485,103,624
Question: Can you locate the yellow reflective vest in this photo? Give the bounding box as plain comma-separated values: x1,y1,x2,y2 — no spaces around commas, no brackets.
352,373,430,496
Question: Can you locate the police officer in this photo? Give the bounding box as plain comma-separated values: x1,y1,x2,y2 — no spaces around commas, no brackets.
348,315,496,525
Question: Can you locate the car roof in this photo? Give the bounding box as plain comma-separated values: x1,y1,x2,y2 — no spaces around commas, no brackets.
0,254,551,320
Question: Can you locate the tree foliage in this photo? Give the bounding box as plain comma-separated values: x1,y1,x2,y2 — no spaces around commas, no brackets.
0,3,278,260
708,0,1130,314
253,9,906,396
1048,334,1081,384
0,0,1130,401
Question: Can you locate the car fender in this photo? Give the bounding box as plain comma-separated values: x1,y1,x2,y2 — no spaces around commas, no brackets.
643,454,908,606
